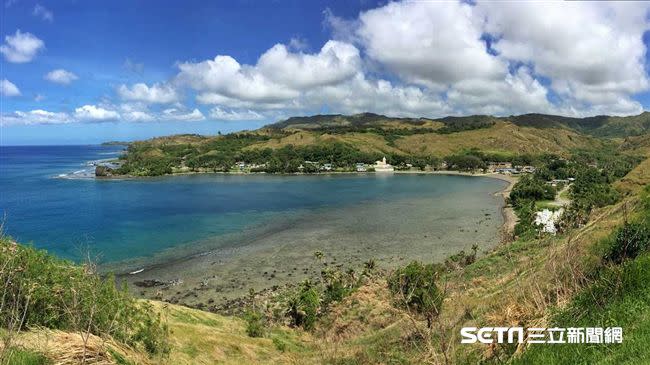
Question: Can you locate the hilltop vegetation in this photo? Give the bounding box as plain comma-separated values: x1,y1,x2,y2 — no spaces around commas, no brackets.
107,111,650,177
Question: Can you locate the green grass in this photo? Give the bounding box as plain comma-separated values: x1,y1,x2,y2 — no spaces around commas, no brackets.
511,253,650,364
2,348,50,365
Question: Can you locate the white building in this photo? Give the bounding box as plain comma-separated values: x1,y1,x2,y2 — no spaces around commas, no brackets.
374,157,394,172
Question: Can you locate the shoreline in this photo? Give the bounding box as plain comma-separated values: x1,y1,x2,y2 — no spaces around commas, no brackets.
97,172,516,313
103,170,517,277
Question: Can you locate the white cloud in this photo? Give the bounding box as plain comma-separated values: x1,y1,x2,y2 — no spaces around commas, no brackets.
356,1,506,88
118,103,156,122
305,73,451,117
288,37,308,51
176,40,361,103
1,110,70,126
0,30,45,63
476,1,650,115
44,69,78,85
209,107,265,121
33,4,53,22
1,79,21,96
177,55,299,103
74,105,119,121
123,110,155,122
118,82,179,104
7,1,650,123
162,108,205,122
257,41,361,89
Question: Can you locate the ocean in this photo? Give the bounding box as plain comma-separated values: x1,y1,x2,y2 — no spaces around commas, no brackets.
0,145,507,273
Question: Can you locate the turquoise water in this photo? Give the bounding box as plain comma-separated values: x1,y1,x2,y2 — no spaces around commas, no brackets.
0,145,506,266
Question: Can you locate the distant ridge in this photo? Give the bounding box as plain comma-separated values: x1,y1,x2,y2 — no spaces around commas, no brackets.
268,111,650,138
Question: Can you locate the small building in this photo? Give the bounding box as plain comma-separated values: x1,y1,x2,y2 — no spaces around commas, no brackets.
547,179,570,187
374,157,394,172
321,163,333,171
355,163,367,172
496,168,518,175
487,161,513,173
519,165,536,174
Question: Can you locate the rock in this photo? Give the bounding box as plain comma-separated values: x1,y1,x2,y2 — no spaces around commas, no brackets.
95,165,113,177
134,279,166,288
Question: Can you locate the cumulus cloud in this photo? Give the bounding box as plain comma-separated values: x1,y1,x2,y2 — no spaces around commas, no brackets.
0,30,45,63
44,69,78,85
123,110,156,122
7,1,650,123
476,1,650,114
176,40,361,104
209,107,265,121
33,4,53,22
1,79,21,96
74,105,119,121
162,108,205,122
257,41,361,89
118,82,179,104
357,1,506,88
1,110,70,126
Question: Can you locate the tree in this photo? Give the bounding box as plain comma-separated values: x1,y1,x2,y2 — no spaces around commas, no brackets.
388,261,444,328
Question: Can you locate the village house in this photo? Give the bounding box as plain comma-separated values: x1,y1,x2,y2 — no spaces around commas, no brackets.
519,165,536,173
487,161,513,173
496,168,518,175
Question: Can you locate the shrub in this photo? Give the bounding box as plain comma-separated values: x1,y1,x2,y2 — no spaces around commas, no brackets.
509,175,556,206
244,310,266,338
0,238,169,356
387,261,444,328
604,223,650,264
286,280,320,330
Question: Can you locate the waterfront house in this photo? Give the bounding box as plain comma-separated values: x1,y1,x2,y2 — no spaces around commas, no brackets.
487,161,513,173
356,163,367,172
374,157,394,172
519,165,536,173
496,167,518,174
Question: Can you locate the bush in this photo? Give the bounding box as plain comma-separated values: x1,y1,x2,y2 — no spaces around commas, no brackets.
509,175,556,206
286,280,320,330
244,310,266,338
604,223,650,264
0,238,169,356
387,261,444,328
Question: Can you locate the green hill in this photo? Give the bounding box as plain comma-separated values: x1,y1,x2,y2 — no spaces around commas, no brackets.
111,111,650,177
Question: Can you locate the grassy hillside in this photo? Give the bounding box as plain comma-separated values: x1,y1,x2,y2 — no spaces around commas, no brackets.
111,112,633,177
5,152,650,364
509,112,650,138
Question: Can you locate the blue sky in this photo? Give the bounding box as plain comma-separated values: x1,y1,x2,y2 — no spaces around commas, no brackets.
2,0,650,145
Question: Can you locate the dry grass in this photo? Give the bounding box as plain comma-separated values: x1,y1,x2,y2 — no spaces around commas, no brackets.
151,301,313,365
616,156,650,194
396,121,602,156
3,328,153,365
